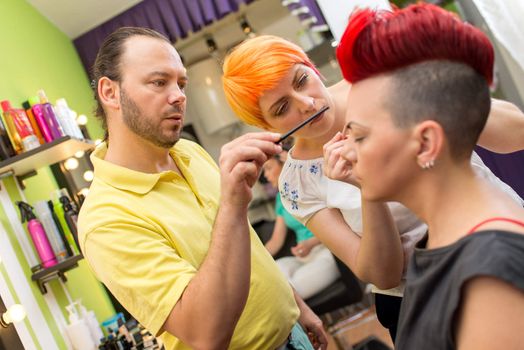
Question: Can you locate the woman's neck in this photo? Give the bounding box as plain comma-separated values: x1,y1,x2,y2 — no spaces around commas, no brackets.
401,162,524,248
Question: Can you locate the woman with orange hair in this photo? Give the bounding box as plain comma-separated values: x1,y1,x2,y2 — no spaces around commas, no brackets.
330,4,524,348
222,32,524,341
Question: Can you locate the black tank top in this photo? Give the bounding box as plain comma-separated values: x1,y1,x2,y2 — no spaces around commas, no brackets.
396,230,524,349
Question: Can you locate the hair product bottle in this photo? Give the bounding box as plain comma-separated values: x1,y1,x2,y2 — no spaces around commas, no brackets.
47,200,73,257
53,189,79,255
59,194,81,251
54,98,84,139
0,100,23,154
37,89,64,140
29,96,54,143
16,201,57,269
0,115,15,160
34,200,68,262
22,101,45,145
0,100,39,152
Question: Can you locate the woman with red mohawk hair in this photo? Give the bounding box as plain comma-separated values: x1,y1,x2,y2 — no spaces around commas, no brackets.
223,6,524,344
327,3,524,349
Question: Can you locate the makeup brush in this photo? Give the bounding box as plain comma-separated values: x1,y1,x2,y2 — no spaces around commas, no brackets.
276,105,329,144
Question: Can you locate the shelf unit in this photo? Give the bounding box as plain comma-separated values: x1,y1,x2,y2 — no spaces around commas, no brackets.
31,255,84,294
0,136,94,293
0,136,95,188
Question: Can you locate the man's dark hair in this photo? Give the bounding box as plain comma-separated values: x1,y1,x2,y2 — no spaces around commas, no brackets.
386,61,491,160
91,27,170,137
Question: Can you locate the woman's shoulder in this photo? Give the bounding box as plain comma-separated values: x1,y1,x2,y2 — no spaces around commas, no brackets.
327,79,351,97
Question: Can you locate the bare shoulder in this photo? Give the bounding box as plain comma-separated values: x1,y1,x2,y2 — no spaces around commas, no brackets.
456,276,524,349
327,79,351,98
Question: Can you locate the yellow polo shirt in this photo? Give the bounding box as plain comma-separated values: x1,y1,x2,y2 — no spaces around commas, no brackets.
78,140,299,350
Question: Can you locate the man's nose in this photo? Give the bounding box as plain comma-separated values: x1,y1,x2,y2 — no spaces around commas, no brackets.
168,85,186,105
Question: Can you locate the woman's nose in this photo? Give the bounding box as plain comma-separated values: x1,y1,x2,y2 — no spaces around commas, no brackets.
296,94,315,115
342,140,357,163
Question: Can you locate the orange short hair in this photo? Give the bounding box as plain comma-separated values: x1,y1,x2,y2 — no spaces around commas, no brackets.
222,35,318,130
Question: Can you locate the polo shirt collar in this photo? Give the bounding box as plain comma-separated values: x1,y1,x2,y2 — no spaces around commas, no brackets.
90,142,191,194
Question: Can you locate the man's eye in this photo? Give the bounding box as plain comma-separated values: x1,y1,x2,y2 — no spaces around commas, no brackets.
152,80,166,87
354,136,365,143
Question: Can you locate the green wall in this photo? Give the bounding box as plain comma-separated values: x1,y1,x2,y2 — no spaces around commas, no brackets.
0,0,113,348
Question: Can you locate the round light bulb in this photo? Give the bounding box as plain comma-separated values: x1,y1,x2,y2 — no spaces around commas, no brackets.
3,304,27,324
74,150,85,158
64,158,79,170
77,114,88,126
83,170,94,182
79,188,90,197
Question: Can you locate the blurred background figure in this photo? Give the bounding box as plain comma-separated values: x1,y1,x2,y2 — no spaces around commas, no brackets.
262,150,340,299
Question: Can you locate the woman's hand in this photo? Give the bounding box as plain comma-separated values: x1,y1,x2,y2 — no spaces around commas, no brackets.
323,132,360,187
291,237,320,258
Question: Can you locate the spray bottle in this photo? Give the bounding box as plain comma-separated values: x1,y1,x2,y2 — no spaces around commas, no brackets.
59,193,80,250
34,200,68,262
47,200,73,257
16,201,57,269
53,189,79,255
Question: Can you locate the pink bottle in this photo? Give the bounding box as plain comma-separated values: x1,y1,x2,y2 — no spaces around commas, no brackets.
17,201,57,269
29,96,54,143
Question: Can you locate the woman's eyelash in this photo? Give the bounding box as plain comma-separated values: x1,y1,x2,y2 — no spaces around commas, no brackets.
276,102,288,116
297,73,308,87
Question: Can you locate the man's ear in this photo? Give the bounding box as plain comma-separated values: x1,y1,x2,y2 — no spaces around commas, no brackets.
413,120,444,169
98,77,120,112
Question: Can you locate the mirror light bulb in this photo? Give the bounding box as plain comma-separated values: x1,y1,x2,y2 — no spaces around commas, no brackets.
83,170,94,182
77,114,88,126
64,158,79,171
3,304,27,324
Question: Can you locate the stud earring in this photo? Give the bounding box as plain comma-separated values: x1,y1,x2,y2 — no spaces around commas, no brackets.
419,159,435,170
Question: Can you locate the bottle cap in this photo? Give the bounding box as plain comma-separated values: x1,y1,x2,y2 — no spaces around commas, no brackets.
56,98,67,107
28,96,40,107
0,100,11,112
37,90,49,104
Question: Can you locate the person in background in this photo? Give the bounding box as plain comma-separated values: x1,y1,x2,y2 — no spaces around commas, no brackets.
78,27,327,350
222,33,524,341
331,4,524,348
263,151,340,300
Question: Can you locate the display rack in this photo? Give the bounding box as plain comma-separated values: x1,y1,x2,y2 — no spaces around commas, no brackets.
31,255,84,294
0,136,94,189
0,136,94,293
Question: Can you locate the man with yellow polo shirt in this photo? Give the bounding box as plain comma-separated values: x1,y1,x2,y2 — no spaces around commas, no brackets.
78,27,327,350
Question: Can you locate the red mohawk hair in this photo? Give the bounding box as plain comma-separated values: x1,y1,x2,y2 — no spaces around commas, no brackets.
336,3,494,84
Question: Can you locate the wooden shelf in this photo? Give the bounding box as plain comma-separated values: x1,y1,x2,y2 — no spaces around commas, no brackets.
31,254,84,294
0,136,94,178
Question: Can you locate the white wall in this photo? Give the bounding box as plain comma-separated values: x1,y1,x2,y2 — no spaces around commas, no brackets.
315,0,391,42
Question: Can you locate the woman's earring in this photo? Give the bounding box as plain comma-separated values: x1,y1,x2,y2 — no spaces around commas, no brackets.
420,159,435,170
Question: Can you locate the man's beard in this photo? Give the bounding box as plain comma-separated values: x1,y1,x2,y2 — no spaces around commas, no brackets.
120,89,182,149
